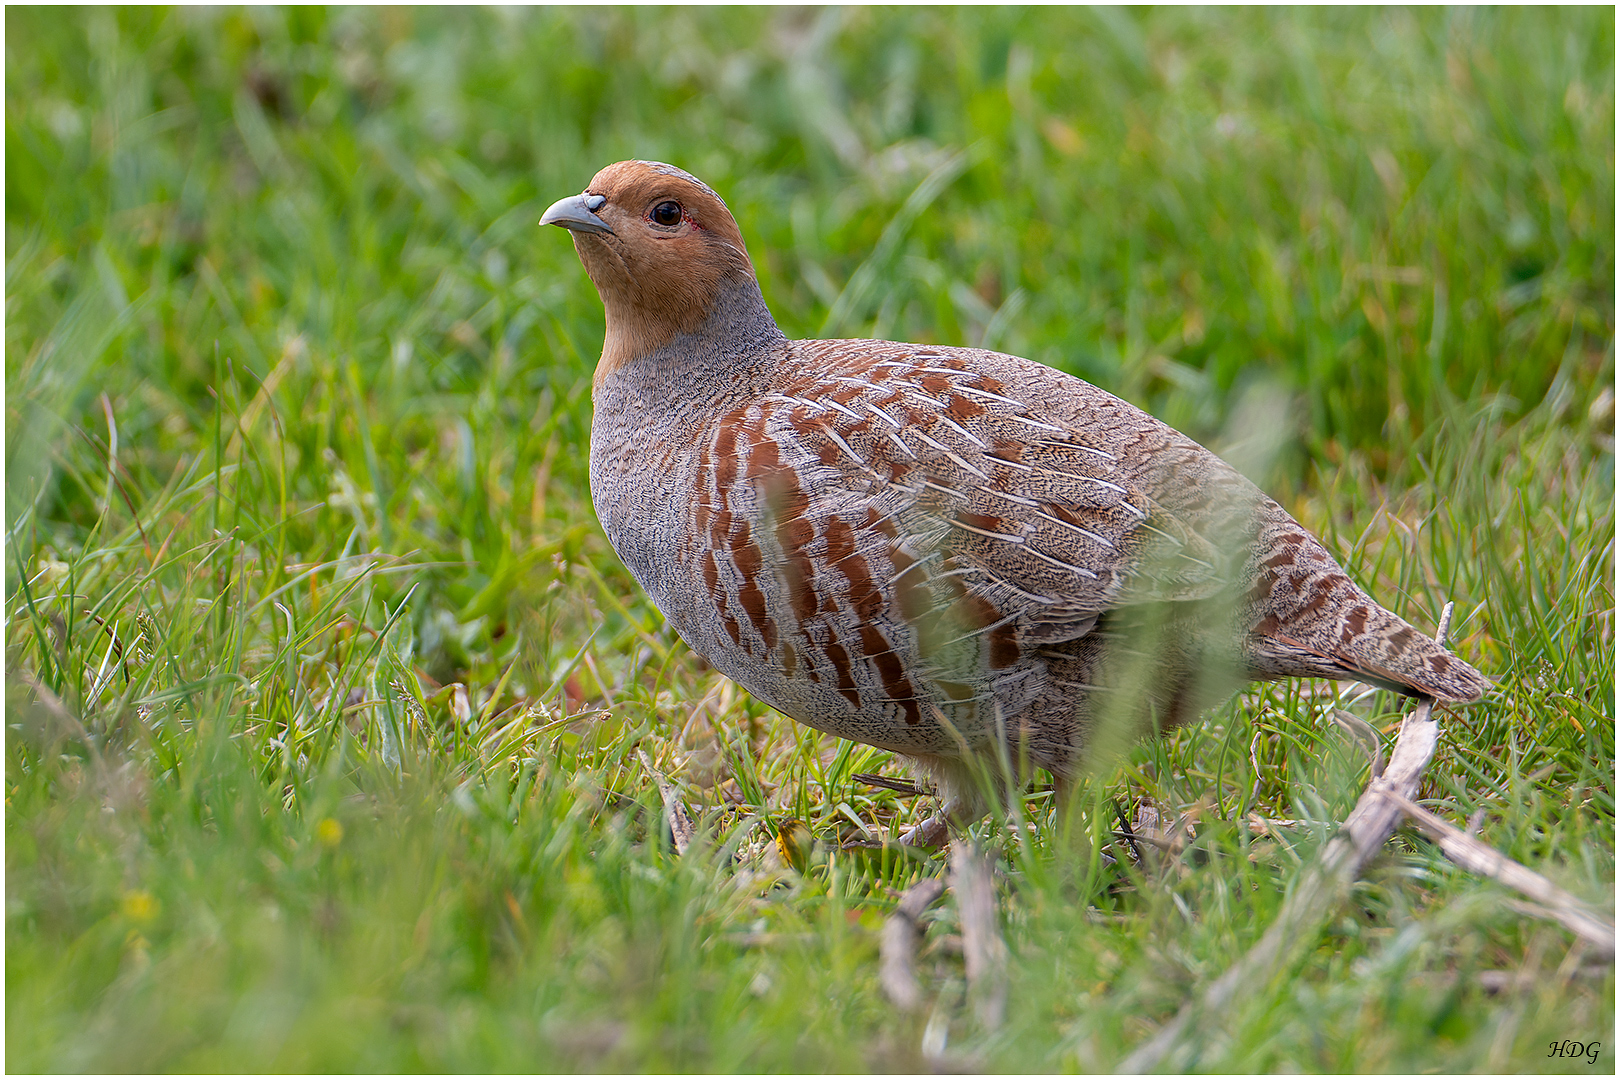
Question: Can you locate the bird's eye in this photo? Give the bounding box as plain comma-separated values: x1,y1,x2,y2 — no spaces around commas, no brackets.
650,201,682,227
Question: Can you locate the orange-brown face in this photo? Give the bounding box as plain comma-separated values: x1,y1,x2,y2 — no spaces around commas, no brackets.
542,160,757,379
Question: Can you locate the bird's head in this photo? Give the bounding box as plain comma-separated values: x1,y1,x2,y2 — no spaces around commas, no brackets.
541,160,763,381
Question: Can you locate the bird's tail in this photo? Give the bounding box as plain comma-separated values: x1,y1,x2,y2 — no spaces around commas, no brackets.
1244,517,1492,703
1252,595,1492,703
1327,601,1492,702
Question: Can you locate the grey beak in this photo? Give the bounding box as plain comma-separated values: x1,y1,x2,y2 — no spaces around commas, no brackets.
540,192,614,236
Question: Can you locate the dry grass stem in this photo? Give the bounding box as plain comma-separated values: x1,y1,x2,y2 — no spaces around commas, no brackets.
1331,708,1387,778
853,772,933,797
637,747,695,856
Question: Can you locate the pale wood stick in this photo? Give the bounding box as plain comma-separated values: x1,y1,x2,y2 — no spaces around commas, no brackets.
951,843,1008,1030
1388,790,1614,958
880,877,946,1011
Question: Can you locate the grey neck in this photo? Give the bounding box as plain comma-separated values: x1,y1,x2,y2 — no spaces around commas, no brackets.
603,275,787,402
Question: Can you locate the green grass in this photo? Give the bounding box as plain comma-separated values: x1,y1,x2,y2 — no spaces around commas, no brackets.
6,7,1613,1072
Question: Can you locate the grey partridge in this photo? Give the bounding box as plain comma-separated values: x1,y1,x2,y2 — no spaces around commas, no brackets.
541,160,1489,816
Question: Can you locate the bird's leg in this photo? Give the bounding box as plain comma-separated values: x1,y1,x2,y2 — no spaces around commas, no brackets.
1044,772,1093,854
1050,772,1075,832
900,774,1068,850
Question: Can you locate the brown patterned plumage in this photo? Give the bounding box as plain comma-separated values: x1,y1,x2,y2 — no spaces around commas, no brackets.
541,161,1489,814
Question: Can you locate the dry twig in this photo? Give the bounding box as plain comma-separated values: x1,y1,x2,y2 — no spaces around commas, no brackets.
880,877,947,1011
950,843,1008,1030
636,747,695,856
1389,790,1614,958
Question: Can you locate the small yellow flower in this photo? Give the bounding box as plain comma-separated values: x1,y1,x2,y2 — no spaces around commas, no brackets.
316,817,344,848
775,818,813,873
121,889,158,923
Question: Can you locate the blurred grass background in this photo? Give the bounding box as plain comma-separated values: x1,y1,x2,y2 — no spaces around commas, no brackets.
6,6,1613,1071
